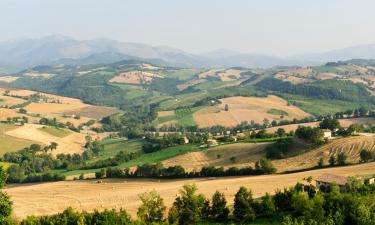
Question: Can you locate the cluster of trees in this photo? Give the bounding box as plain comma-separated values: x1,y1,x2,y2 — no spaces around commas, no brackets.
295,126,324,144
17,180,375,225
142,133,207,153
360,149,375,163
265,138,294,159
3,116,28,125
1,139,104,183
100,159,276,179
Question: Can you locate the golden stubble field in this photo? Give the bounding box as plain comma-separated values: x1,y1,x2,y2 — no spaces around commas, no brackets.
193,95,310,128
265,117,375,133
162,143,268,171
273,135,375,172
5,124,86,155
5,162,375,220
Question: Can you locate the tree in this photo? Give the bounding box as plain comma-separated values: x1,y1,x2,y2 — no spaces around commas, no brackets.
224,104,229,111
329,156,336,166
0,192,12,224
210,191,229,222
319,118,340,131
233,187,255,222
0,166,11,224
259,158,277,174
0,167,7,189
50,142,58,151
137,190,166,224
318,158,324,168
29,144,41,152
259,193,275,216
170,184,205,225
337,152,347,166
276,128,286,137
95,169,106,179
360,149,374,163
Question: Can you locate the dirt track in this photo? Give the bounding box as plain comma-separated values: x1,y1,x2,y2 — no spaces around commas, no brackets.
5,162,375,219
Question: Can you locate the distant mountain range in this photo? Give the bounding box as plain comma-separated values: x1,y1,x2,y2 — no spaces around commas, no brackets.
1,35,375,73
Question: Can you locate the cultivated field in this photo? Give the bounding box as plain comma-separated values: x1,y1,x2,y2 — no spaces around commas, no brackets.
5,124,86,155
265,117,375,133
273,136,375,172
0,124,38,154
6,162,375,219
193,95,310,127
109,71,163,84
162,143,268,171
0,76,19,83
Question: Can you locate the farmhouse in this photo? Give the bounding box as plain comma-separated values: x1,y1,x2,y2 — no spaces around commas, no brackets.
322,129,332,139
206,139,218,146
316,173,348,192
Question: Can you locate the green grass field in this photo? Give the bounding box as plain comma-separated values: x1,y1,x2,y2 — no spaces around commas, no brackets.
38,126,71,138
62,144,200,176
96,138,144,160
267,108,289,116
312,65,341,74
118,144,200,168
158,68,202,80
280,94,374,116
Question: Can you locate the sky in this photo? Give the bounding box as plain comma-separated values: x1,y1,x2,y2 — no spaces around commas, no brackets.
0,0,375,56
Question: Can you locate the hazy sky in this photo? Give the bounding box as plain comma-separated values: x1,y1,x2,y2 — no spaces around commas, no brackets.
1,0,375,56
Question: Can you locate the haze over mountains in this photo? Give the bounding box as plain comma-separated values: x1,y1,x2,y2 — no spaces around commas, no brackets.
1,35,375,73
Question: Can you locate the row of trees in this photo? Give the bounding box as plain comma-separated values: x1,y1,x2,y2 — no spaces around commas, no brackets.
100,159,276,179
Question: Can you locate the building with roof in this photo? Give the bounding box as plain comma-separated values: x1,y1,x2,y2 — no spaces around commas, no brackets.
316,173,348,192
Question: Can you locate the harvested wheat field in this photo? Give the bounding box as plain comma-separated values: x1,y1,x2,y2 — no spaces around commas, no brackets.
157,111,175,117
63,106,120,119
5,124,86,155
163,143,268,171
25,103,87,115
273,136,375,172
0,108,20,119
109,71,162,84
0,76,19,83
193,95,310,127
265,117,375,133
6,162,375,219
0,95,26,107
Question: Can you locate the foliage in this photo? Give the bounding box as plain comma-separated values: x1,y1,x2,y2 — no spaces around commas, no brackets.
169,184,205,225
233,187,255,222
137,190,166,224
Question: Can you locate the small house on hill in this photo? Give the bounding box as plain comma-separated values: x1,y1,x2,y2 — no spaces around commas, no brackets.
316,173,348,192
322,129,332,139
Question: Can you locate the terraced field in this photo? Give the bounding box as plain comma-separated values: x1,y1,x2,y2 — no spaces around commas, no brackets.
273,136,375,172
